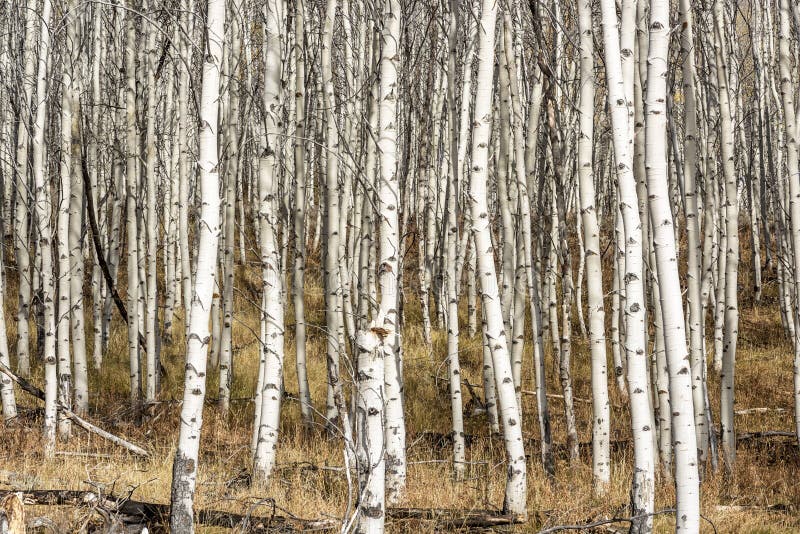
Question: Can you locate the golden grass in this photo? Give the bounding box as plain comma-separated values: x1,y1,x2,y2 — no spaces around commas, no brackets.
1,240,799,533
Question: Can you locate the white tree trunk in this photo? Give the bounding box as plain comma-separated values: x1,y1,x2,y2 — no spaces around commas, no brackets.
169,0,225,528
13,0,39,379
645,3,700,527
124,6,141,407
599,0,654,527
469,0,526,517
378,0,406,505
713,0,740,475
577,0,610,490
777,0,800,448
679,0,709,471
57,35,74,440
292,0,313,430
143,10,159,404
32,0,56,458
252,0,286,483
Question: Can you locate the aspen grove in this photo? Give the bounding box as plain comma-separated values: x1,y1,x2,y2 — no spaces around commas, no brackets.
1,0,800,532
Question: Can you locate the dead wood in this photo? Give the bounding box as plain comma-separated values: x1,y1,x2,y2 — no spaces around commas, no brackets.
0,490,336,533
0,363,150,458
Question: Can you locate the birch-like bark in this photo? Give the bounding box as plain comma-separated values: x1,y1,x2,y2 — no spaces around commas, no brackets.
57,16,75,440
63,0,88,416
143,8,159,404
252,0,285,483
292,0,312,430
0,197,16,418
599,0,654,527
577,0,610,490
219,0,243,415
13,0,39,378
378,0,406,504
32,0,56,457
444,0,466,480
713,0,740,475
178,0,194,336
320,0,356,463
645,2,700,527
678,0,708,471
124,6,141,408
69,110,88,416
170,0,225,528
469,0,526,516
777,0,800,447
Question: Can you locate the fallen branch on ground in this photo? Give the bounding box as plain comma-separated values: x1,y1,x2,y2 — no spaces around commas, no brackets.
735,407,788,415
0,490,336,532
737,430,796,441
387,507,521,527
0,363,150,458
0,490,521,531
535,508,717,534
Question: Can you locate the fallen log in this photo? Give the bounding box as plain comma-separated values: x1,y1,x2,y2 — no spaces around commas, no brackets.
737,430,796,441
387,507,520,527
0,490,523,532
735,407,788,415
0,363,150,458
0,490,336,532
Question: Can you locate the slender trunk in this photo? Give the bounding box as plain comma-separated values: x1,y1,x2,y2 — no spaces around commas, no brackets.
599,0,654,527
679,0,709,472
577,0,610,490
33,0,56,458
14,0,39,379
469,0,526,516
714,0,740,476
124,7,141,408
169,0,225,528
645,3,701,525
777,0,800,448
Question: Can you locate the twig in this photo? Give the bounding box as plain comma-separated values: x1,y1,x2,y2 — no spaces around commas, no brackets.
536,508,717,534
55,451,114,459
0,490,336,532
0,363,150,458
79,120,147,355
735,407,787,415
737,430,796,441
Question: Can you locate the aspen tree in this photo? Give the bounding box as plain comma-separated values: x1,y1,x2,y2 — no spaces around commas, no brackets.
444,0,466,479
378,0,407,503
124,4,141,407
599,0,655,527
520,59,554,475
0,216,16,419
219,0,243,415
645,0,700,527
679,0,708,470
170,0,225,528
469,0,526,517
777,0,800,445
320,0,356,463
143,1,159,404
713,0,740,475
292,0,313,430
57,1,82,437
14,0,39,379
577,0,610,490
178,0,195,336
32,0,56,457
69,99,88,417
354,22,387,532
252,0,285,483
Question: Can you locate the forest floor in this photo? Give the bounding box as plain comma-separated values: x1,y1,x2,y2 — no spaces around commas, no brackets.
1,248,799,533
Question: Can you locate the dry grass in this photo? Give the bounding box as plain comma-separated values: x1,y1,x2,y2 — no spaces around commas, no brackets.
1,240,799,533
